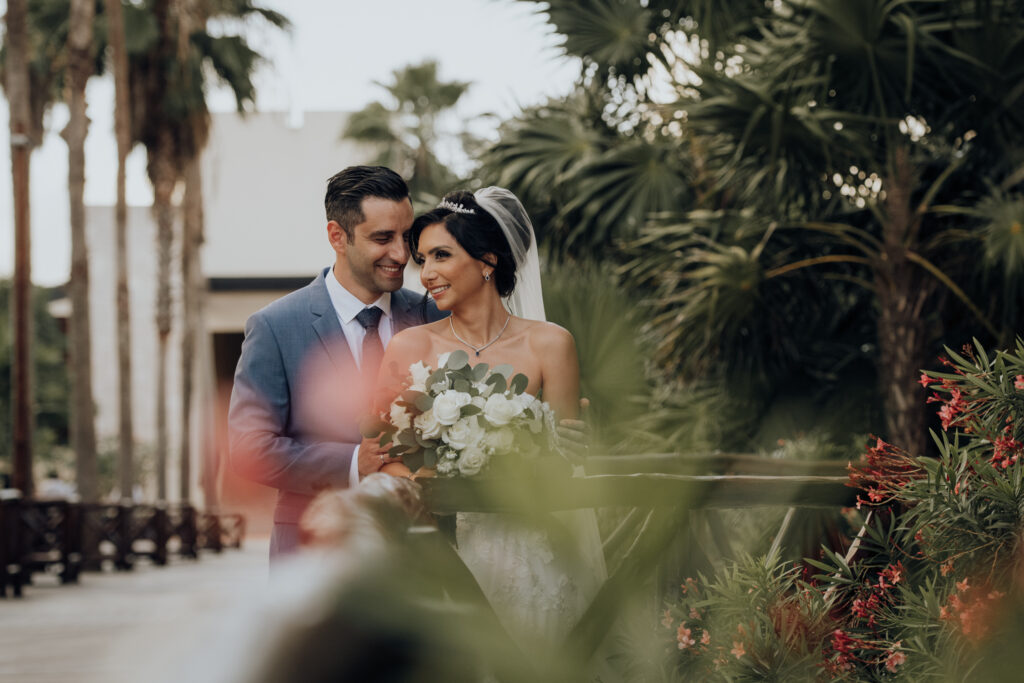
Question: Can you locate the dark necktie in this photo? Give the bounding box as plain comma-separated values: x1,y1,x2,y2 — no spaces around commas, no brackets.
355,306,384,383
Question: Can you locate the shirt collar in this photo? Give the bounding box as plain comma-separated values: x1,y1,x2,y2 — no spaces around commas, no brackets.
325,266,392,324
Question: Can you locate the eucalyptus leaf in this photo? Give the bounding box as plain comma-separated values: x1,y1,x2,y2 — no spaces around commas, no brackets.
401,389,426,404
472,363,490,381
486,373,508,394
491,363,514,378
424,449,438,468
415,393,434,412
427,368,448,388
510,373,529,394
453,378,470,393
446,349,470,369
359,417,389,438
461,404,482,416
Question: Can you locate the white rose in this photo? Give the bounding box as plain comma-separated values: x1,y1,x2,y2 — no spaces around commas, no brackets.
436,459,455,475
483,427,516,454
474,380,494,398
471,395,486,410
430,378,450,394
389,402,412,431
433,390,472,425
457,446,489,477
414,410,442,440
408,361,431,391
443,416,486,451
483,393,525,426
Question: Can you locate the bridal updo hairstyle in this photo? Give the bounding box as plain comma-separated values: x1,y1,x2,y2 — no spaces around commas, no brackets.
410,190,526,298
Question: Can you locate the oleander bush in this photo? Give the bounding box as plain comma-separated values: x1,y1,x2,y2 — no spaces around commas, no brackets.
657,339,1024,681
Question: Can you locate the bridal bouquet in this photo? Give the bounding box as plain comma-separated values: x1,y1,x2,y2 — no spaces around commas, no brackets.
369,349,558,478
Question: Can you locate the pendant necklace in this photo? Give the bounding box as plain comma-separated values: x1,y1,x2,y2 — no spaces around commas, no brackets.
450,313,512,356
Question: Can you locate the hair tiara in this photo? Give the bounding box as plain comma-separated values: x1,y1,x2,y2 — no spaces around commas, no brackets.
438,199,476,215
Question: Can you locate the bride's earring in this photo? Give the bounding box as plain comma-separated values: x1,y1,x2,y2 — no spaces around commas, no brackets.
484,271,491,282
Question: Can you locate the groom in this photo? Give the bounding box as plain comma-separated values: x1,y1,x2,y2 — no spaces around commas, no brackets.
228,166,446,560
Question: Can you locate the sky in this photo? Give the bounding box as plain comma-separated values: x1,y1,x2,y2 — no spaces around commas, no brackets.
0,0,580,286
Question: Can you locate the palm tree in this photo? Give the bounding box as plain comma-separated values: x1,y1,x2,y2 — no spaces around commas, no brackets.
105,0,135,502
63,0,99,501
342,60,470,199
507,0,1024,455
123,0,288,500
3,0,35,495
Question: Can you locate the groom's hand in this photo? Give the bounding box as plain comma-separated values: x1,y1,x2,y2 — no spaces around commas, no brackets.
358,437,399,479
556,397,591,465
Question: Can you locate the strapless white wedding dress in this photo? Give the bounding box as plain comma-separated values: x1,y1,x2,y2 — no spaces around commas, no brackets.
455,476,607,655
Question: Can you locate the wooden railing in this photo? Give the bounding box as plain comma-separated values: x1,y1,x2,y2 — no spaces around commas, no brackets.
0,491,247,598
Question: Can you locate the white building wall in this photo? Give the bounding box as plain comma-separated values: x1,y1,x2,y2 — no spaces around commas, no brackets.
202,110,371,279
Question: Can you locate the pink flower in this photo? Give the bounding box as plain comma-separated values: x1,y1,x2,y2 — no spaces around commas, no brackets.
731,641,746,659
1015,375,1024,390
677,625,695,650
701,630,711,645
919,372,934,388
661,609,674,629
885,647,906,672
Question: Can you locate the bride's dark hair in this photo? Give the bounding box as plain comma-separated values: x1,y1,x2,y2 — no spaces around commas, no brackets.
410,190,523,297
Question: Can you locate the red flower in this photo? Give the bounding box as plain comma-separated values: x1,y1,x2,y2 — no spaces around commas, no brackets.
919,372,934,388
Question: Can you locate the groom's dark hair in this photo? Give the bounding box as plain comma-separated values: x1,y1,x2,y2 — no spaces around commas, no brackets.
325,166,410,240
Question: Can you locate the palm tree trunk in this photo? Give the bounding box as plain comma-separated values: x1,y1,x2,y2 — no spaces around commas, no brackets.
179,154,203,504
876,148,932,456
151,136,177,502
64,0,98,502
106,0,135,502
5,0,35,496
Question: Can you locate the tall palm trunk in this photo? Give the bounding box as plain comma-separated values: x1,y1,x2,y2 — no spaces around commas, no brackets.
64,0,98,502
106,0,135,502
5,0,35,496
876,148,932,456
179,154,203,503
151,132,178,502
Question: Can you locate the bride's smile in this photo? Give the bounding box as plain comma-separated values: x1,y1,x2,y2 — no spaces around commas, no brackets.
418,223,495,312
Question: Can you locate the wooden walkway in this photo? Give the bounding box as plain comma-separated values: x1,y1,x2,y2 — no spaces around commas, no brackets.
0,537,270,683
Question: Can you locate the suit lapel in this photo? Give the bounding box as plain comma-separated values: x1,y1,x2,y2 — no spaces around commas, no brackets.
390,289,423,333
309,269,356,373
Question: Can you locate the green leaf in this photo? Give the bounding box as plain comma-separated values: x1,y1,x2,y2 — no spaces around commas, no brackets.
427,368,448,388
491,363,514,378
446,350,470,369
472,363,490,381
402,389,426,404
461,405,482,417
453,378,471,393
486,373,508,394
510,373,529,395
359,417,389,438
415,393,434,412
424,449,438,468
403,452,424,472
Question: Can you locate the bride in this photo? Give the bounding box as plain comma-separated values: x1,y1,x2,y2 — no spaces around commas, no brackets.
364,187,607,656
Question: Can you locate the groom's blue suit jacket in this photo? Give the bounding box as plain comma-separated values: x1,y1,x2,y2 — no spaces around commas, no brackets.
228,268,445,556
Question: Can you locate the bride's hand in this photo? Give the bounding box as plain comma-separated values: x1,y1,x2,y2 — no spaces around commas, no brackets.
556,397,591,465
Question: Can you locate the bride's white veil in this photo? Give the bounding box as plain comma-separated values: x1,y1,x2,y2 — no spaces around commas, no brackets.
472,186,546,322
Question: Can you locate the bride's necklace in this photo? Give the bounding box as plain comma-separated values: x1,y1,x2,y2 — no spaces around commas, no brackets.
449,313,512,356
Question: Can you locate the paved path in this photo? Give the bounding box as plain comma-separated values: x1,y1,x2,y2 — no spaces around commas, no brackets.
0,538,270,683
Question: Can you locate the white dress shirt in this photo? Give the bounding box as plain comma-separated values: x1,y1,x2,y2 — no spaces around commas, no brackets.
324,266,394,486
324,267,395,363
